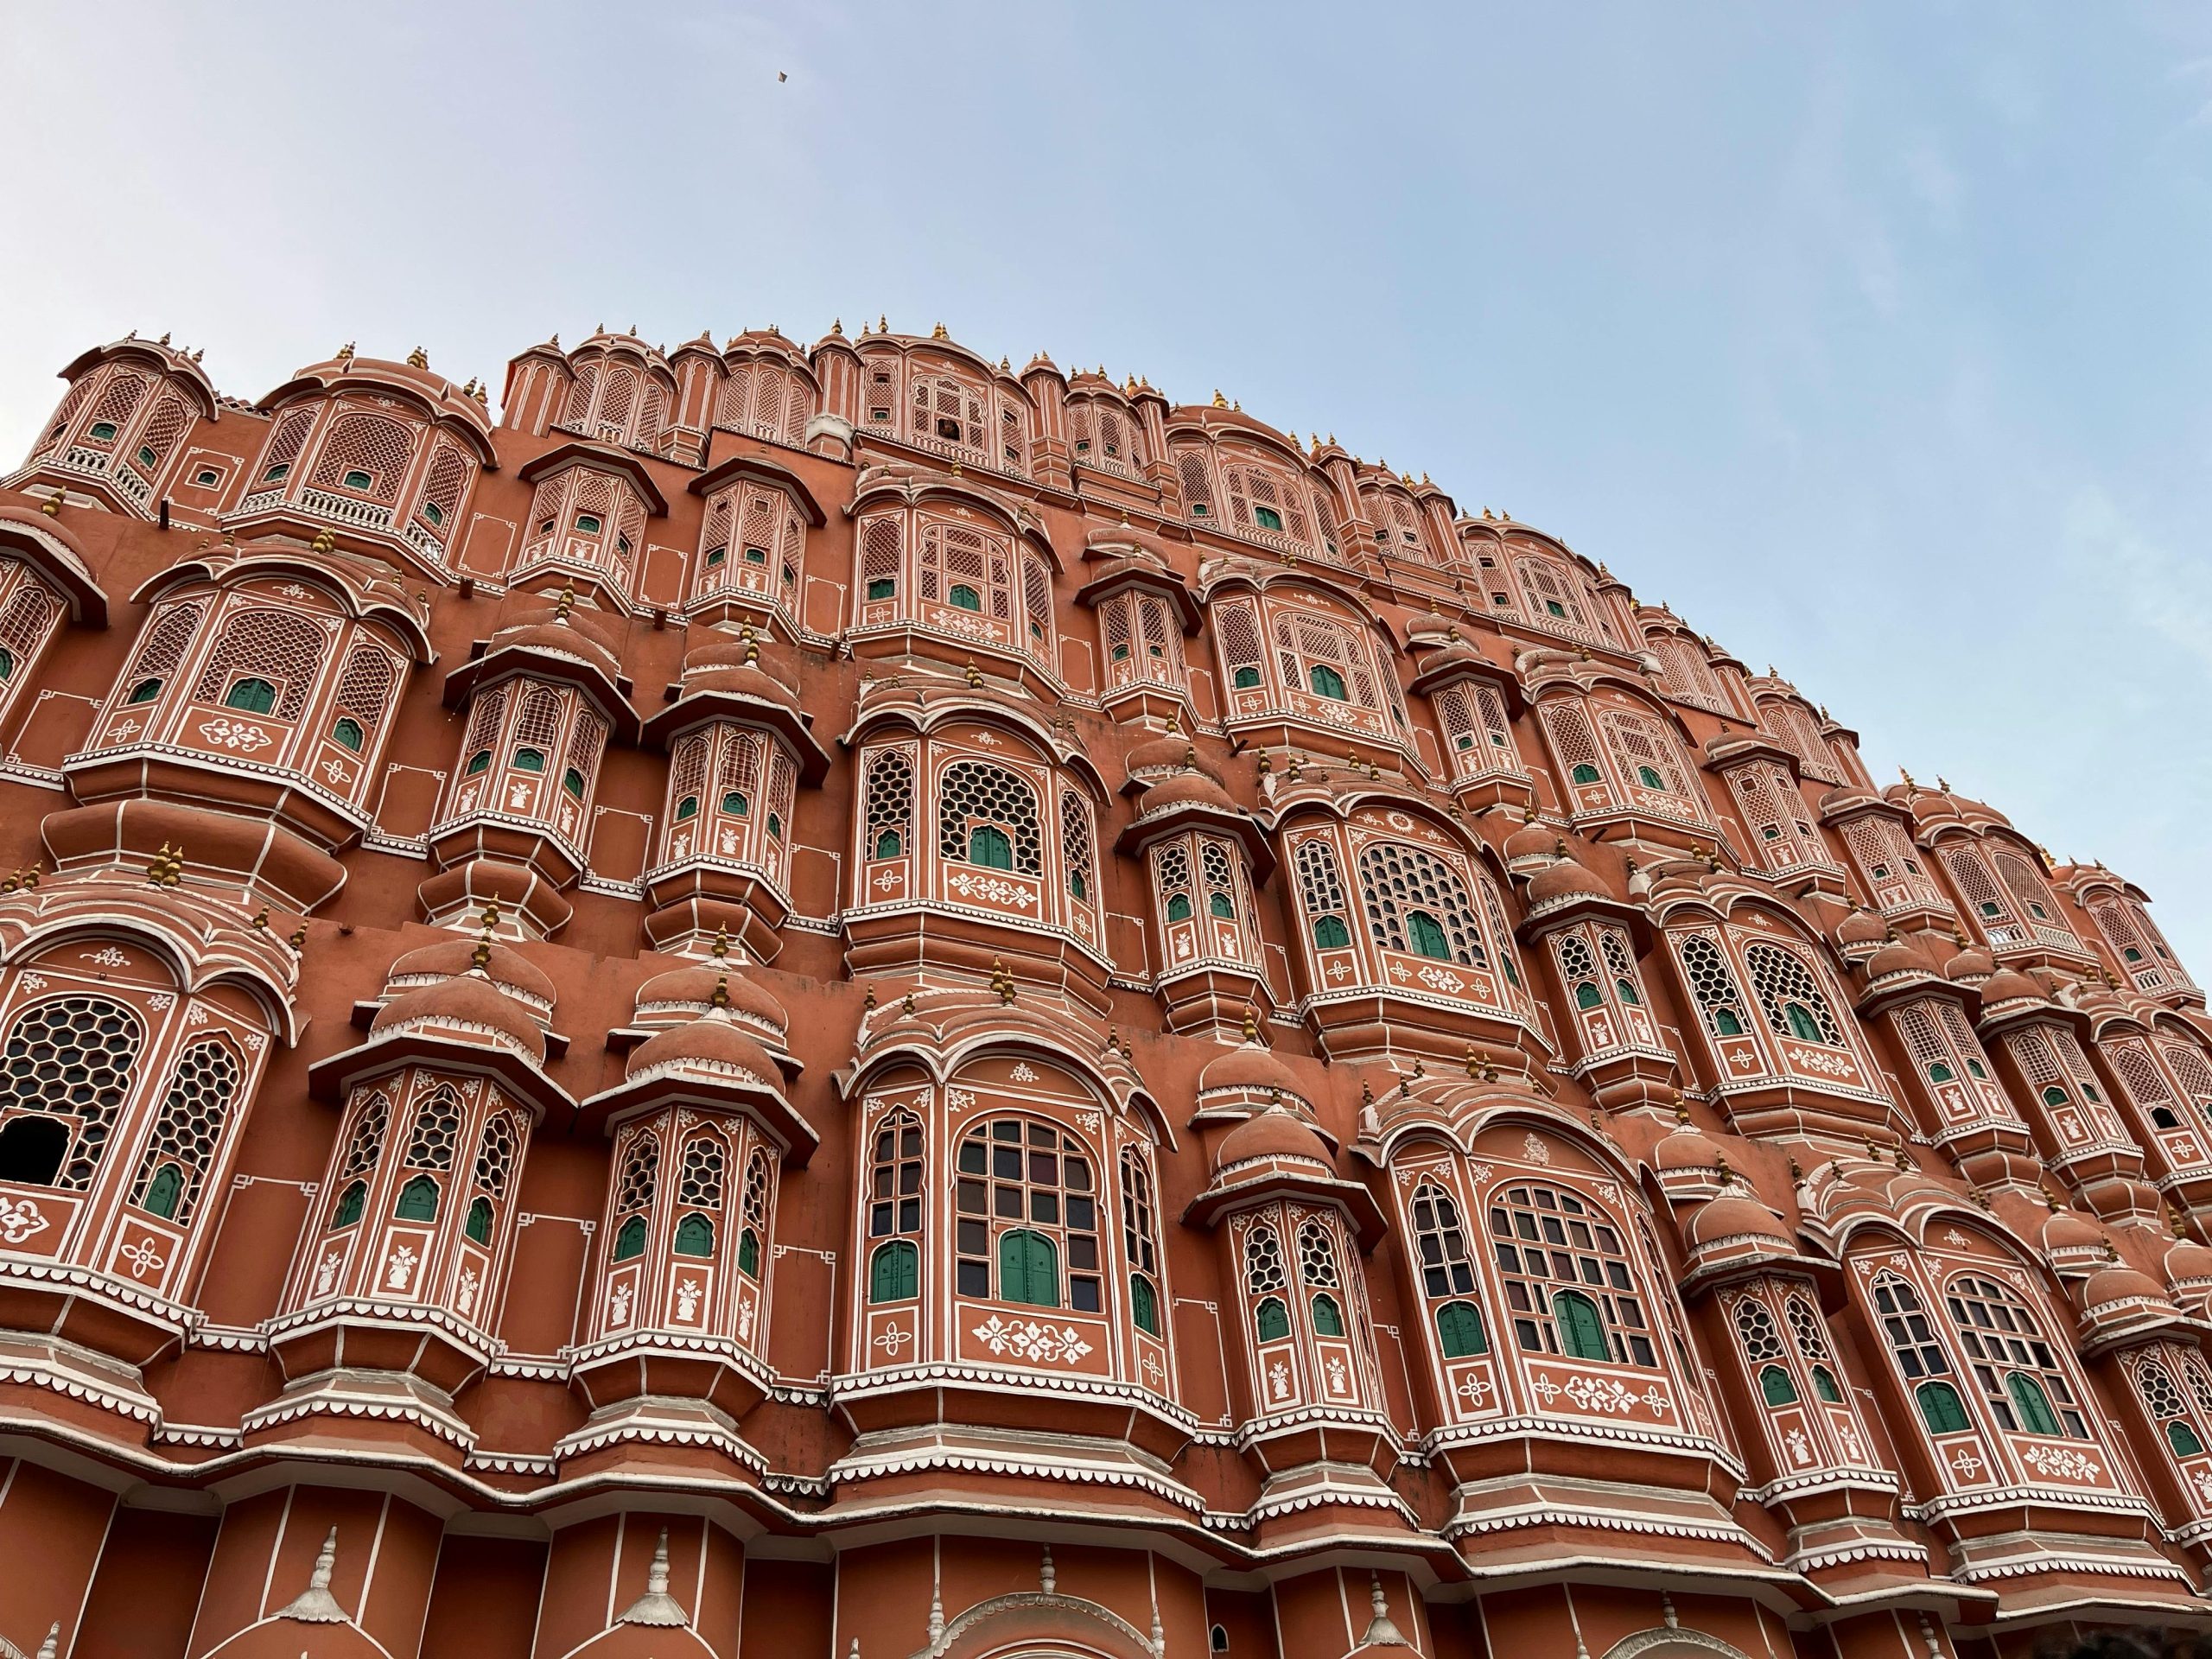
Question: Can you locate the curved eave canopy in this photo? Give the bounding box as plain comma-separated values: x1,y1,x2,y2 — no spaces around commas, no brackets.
518,441,671,516
1407,648,1525,716
129,552,433,662
640,689,832,783
259,360,499,467
1071,561,1202,633
442,643,639,742
1115,797,1276,881
306,1030,572,1123
689,453,828,527
1515,887,1654,950
58,339,219,419
1183,1166,1388,1249
0,510,109,627
582,1071,819,1165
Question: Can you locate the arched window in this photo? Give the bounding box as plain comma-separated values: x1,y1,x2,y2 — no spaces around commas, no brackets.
1488,1183,1655,1366
676,1213,715,1256
1121,1147,1163,1338
224,677,276,714
1410,1182,1478,1299
735,1145,771,1277
2136,1359,2206,1458
126,1039,241,1225
1783,1294,1844,1402
868,1110,924,1246
311,412,416,503
870,1238,918,1303
608,1130,658,1262
1295,838,1352,953
1436,1300,1487,1357
865,747,912,862
1271,608,1379,711
1255,1296,1290,1342
465,1196,493,1243
1916,1380,1971,1433
1871,1274,1967,1434
1061,791,1096,904
0,1118,68,1186
0,995,144,1190
188,607,334,723
1357,842,1491,968
1942,1272,2087,1439
956,1116,1099,1313
1246,1222,1288,1344
938,760,1042,874
1742,942,1845,1046
396,1173,439,1220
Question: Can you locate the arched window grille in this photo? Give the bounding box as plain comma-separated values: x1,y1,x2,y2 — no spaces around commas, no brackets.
2136,1357,2209,1458
866,1110,923,1303
1744,943,1846,1046
1120,1147,1163,1337
1942,1272,2087,1439
326,1090,389,1231
937,760,1041,874
1357,842,1490,967
1486,1183,1654,1366
1675,933,1751,1039
737,1145,772,1276
0,995,144,1190
1872,1274,1969,1434
1286,842,1350,959
955,1116,1099,1313
188,607,333,721
1060,790,1096,904
126,1039,241,1224
608,1129,659,1262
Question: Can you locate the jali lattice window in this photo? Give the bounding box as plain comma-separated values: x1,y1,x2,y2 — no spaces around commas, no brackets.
955,1116,1100,1313
0,995,144,1190
1487,1183,1654,1366
127,1039,240,1224
938,760,1040,874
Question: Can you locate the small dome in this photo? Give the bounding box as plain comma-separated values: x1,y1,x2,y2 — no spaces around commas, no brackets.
486,619,622,679
1864,935,1931,982
2166,1238,2212,1287
1213,1102,1332,1176
1686,1194,1794,1250
1199,1040,1310,1107
681,637,801,706
1977,968,2046,1012
1527,851,1609,906
2042,1210,2107,1253
633,962,787,1037
1503,819,1555,865
2080,1263,2176,1318
1127,728,1216,783
626,1012,782,1090
1653,1114,1727,1172
371,971,547,1062
1836,908,1888,950
1944,939,1995,982
1140,769,1239,815
386,937,556,1017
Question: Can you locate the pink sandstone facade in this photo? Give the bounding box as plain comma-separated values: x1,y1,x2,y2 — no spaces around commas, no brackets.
0,321,2201,1657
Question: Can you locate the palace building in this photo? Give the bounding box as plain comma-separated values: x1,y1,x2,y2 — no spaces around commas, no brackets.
0,321,2203,1659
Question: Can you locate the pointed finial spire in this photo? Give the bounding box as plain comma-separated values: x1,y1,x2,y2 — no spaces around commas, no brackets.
309,526,337,555
35,1624,58,1659
407,346,429,369
276,1527,347,1622
617,1528,690,1626
1358,1573,1409,1647
1211,389,1228,409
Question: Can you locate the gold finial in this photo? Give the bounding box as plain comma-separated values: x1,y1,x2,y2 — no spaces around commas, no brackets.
1243,1006,1261,1044
931,321,949,340
712,974,731,1008
830,317,844,335
1255,750,1271,775
38,493,60,516
991,958,1016,1005
1898,766,1916,790
1211,389,1228,409
863,982,876,1011
309,527,336,554
251,904,270,930
1893,1143,1911,1171
879,315,889,333
145,842,184,887
407,346,429,369
963,658,982,689
288,925,308,949
335,340,355,360
1465,1044,1482,1080
1789,1156,1805,1186
555,581,575,621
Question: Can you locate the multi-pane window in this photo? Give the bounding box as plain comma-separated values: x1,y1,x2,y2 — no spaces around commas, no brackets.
1430,679,1522,780
608,1131,658,1262
866,1110,924,1303
1871,1274,1968,1434
1271,609,1380,709
1120,1147,1162,1337
1943,1274,2087,1439
1783,1294,1847,1403
938,761,1041,874
954,1117,1100,1313
326,1091,389,1232
1840,817,1950,918
1487,1184,1653,1366
2136,1354,2212,1460
1675,933,1751,1038
1294,837,1353,950
1732,1296,1797,1405
1410,1182,1487,1357
1745,942,1846,1046
1359,842,1490,966
862,747,913,861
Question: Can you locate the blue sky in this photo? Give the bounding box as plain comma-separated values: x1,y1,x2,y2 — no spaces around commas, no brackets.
6,3,2212,959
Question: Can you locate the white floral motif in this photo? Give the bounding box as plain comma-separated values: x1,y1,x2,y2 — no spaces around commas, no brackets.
969,1316,1093,1365
675,1278,702,1321
79,947,129,968
118,1237,167,1280
314,1249,342,1296
1948,1446,1986,1478
105,718,142,742
1454,1372,1491,1407
196,717,274,753
2019,1443,2103,1484
1782,1046,1856,1078
1784,1427,1812,1466
456,1267,480,1316
946,870,1036,910
737,1298,755,1341
384,1243,418,1290
1009,1063,1039,1082
1325,1354,1350,1396
1522,1134,1551,1166
185,1002,209,1027
16,975,43,991
872,1323,913,1356
1268,1358,1292,1402
321,759,352,785
1414,964,1467,994
148,993,174,1011
0,1195,50,1245
608,1281,633,1325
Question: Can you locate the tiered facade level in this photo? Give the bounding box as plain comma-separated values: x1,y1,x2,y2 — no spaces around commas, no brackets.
0,324,2206,1659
